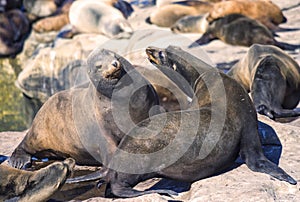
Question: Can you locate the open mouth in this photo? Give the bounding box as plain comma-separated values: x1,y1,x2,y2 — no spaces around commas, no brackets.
146,47,159,65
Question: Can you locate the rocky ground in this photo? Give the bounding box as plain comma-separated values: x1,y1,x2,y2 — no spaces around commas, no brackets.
0,0,300,201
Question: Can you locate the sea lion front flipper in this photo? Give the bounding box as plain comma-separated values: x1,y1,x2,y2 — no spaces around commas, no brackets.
188,32,215,48
108,182,178,198
8,148,32,169
66,168,108,184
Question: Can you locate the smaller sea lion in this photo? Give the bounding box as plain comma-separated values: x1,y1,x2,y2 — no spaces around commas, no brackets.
189,14,300,50
0,9,31,57
146,1,213,27
0,158,75,202
66,0,133,38
171,14,208,33
9,48,159,169
227,44,300,120
207,0,287,30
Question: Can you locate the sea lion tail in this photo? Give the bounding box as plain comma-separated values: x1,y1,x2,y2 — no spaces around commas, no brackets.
66,168,108,184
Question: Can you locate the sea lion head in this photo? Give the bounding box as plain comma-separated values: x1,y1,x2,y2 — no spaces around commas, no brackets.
87,48,134,97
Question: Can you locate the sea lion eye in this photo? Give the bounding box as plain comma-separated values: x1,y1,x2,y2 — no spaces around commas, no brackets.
158,51,165,60
111,60,120,68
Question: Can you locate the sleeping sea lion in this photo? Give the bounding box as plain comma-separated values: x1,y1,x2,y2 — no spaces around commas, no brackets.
171,14,208,33
69,45,296,198
66,0,133,38
8,48,159,169
189,14,300,50
146,1,213,27
207,0,287,30
0,158,75,202
227,44,300,120
0,9,31,57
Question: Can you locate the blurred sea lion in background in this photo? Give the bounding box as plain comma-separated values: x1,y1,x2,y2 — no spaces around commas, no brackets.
0,9,31,57
65,0,133,38
227,44,300,120
207,0,287,31
171,14,208,33
189,14,300,50
32,0,74,33
146,1,213,27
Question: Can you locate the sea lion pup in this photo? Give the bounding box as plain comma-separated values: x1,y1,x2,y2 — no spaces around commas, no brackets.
9,48,159,169
0,158,75,202
69,46,296,197
189,14,300,50
227,44,300,120
66,0,133,38
207,0,286,31
0,9,31,57
171,14,208,33
146,1,213,27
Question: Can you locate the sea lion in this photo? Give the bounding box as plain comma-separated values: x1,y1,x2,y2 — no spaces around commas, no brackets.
207,0,286,30
189,14,300,50
146,1,213,27
0,158,75,202
70,45,296,198
171,14,208,33
8,48,159,169
0,9,31,57
32,0,73,33
32,0,133,33
227,44,300,120
66,0,133,38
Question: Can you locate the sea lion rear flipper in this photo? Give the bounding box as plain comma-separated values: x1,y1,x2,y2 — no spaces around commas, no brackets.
188,32,215,48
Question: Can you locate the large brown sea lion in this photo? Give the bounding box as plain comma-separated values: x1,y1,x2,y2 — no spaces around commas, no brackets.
189,14,300,50
69,45,296,198
207,0,286,30
8,48,159,169
0,9,31,57
0,158,75,202
227,44,300,120
146,1,213,27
